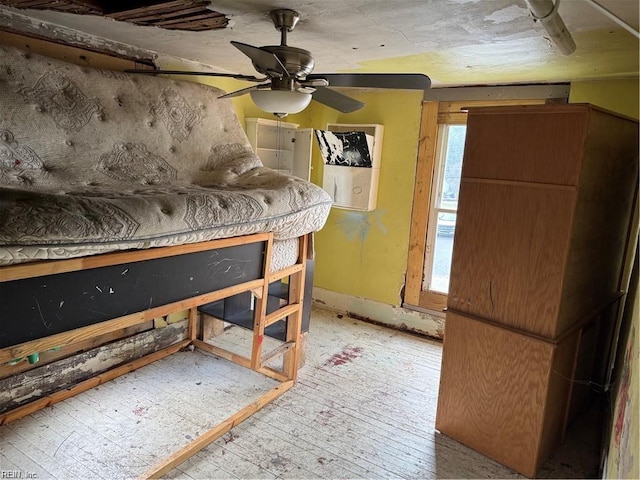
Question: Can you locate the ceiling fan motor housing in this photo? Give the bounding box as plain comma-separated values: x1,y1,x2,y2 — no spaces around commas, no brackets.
259,45,315,78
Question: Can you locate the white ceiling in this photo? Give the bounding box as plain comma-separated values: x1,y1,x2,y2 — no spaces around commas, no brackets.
0,0,638,86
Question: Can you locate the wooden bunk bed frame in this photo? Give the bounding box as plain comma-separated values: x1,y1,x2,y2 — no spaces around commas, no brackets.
0,232,309,478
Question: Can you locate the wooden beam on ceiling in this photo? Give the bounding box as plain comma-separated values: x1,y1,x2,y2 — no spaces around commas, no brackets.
0,0,229,31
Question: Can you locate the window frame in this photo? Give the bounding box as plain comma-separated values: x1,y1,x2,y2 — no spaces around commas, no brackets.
422,124,464,295
404,99,553,314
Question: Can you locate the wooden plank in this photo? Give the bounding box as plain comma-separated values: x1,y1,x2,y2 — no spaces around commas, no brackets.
140,379,295,479
0,340,190,425
193,339,251,368
200,312,225,340
107,0,193,20
161,18,227,30
260,341,295,365
438,98,548,113
154,11,224,26
436,112,467,124
404,101,439,306
0,233,270,283
193,340,289,382
0,30,147,70
0,278,264,364
188,308,198,341
0,321,187,413
251,235,273,370
123,5,210,23
268,263,304,283
418,289,447,313
0,320,153,380
283,234,308,378
264,303,300,328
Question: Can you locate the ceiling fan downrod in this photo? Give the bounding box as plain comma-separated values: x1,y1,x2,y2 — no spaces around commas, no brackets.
269,9,300,46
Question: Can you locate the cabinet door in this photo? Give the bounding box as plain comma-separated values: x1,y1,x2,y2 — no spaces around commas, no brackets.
436,311,577,478
462,106,587,186
448,180,575,337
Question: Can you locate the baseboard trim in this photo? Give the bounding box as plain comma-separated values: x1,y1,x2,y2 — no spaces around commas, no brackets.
312,287,444,340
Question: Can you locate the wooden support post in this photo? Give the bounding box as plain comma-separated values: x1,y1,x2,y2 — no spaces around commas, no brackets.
251,235,273,369
188,307,198,341
200,313,225,341
283,234,308,380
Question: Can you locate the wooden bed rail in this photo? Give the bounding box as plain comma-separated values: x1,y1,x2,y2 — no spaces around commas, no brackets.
0,233,272,283
0,232,310,478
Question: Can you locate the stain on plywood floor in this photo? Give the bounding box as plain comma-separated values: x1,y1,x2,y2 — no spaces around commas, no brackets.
176,308,599,479
0,307,599,479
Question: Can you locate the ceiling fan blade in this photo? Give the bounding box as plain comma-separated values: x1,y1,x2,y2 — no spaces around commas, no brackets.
124,69,267,82
311,86,365,113
218,83,271,99
300,78,329,88
231,41,290,78
307,73,431,90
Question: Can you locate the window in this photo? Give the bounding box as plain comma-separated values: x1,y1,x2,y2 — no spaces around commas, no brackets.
404,98,554,314
423,125,466,294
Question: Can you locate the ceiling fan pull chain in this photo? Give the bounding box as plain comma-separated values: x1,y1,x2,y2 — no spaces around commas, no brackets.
276,118,282,171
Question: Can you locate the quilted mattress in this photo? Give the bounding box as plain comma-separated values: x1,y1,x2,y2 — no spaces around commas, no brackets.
0,45,332,266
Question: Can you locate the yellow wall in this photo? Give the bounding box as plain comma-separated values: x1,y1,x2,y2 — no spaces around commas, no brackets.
300,91,424,306
569,78,639,120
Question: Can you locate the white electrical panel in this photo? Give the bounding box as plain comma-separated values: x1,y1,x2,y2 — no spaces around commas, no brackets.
316,123,384,211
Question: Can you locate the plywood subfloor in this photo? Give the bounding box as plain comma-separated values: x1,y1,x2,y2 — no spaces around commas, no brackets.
0,307,599,479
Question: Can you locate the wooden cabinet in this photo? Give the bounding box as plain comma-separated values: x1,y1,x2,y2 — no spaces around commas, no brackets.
435,104,638,477
246,117,313,180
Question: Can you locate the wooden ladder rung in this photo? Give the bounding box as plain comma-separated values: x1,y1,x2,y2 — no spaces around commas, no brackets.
268,263,304,283
193,339,288,382
264,303,299,327
260,340,295,366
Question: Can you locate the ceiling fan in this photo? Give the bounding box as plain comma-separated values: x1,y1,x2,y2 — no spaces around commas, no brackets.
126,8,431,117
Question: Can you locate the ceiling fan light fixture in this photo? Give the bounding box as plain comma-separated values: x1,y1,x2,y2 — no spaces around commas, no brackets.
250,89,312,117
